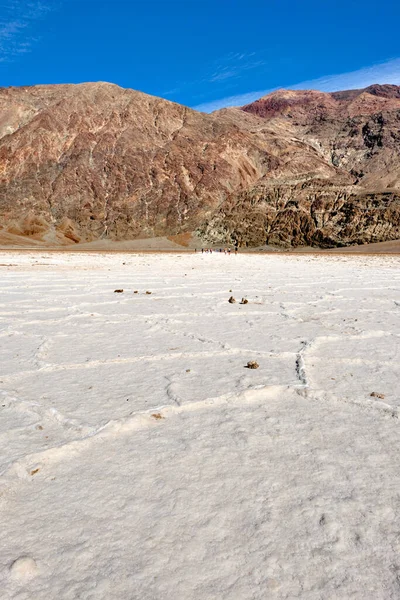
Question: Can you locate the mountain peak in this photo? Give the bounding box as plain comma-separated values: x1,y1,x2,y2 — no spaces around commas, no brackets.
0,82,399,249
241,83,400,120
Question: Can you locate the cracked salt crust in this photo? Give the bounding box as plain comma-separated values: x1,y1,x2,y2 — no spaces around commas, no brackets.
0,251,400,599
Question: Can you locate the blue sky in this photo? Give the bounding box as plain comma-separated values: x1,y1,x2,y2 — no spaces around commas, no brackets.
1,0,399,112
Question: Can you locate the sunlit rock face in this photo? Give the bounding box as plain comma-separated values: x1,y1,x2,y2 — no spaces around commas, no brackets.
200,85,400,247
1,82,400,247
0,82,278,245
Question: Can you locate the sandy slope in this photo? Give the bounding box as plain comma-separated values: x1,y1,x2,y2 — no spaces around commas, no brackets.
0,231,187,251
1,230,400,253
0,252,400,599
325,238,400,254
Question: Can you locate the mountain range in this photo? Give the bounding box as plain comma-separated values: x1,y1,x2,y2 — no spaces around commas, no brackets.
0,82,399,247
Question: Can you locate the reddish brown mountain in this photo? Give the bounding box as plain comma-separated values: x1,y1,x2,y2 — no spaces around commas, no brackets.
240,85,400,191
0,82,399,247
200,84,400,246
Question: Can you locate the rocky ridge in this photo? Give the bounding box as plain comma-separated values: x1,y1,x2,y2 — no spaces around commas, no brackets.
0,82,399,247
200,84,400,246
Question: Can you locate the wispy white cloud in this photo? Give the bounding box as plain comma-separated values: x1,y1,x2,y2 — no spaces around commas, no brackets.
162,86,182,97
162,51,264,98
0,1,53,62
194,57,400,113
209,68,239,83
207,51,265,84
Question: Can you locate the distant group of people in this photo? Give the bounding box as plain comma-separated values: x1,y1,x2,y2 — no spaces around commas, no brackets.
197,247,237,254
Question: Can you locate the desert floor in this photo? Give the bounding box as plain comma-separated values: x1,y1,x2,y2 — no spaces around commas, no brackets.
1,251,400,599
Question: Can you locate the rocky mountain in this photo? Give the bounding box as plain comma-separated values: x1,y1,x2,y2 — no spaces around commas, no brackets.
199,85,400,247
0,82,399,247
0,82,274,244
242,85,400,190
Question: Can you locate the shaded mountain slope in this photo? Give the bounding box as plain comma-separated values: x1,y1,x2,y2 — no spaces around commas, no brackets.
199,85,400,247
0,82,399,247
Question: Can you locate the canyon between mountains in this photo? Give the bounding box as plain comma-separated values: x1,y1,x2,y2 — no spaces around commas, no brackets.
0,82,400,248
